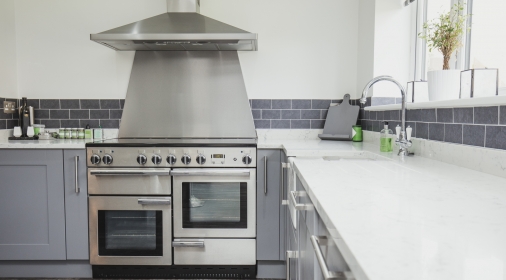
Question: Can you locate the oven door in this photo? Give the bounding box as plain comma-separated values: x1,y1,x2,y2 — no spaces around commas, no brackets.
172,168,256,238
89,196,172,265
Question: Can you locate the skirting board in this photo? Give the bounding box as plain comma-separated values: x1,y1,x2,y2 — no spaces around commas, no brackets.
0,260,92,278
257,260,285,279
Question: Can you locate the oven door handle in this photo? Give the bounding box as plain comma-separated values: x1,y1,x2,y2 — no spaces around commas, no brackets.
89,169,172,176
170,169,251,177
172,239,205,247
137,198,171,205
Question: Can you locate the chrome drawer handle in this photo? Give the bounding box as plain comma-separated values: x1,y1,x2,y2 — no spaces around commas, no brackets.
90,169,171,176
74,156,80,193
170,169,250,177
285,250,298,280
310,236,354,280
172,239,205,247
137,198,171,205
289,191,313,211
281,162,290,205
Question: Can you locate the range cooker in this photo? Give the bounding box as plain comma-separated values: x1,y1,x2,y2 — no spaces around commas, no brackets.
86,139,257,279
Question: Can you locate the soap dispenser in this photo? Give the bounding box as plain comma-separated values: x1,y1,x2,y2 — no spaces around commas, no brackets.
380,122,393,152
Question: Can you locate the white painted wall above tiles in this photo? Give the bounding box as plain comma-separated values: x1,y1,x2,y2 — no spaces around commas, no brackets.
0,0,18,99
10,0,360,100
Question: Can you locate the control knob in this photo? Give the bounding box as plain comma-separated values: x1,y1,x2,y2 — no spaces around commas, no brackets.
242,155,252,165
166,154,177,165
137,154,147,165
152,155,162,165
181,154,191,165
196,154,206,165
102,154,113,165
90,154,101,165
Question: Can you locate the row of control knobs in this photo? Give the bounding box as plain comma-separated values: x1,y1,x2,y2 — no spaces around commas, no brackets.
90,154,253,165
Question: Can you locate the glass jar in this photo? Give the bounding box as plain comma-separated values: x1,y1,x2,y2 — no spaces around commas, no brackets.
71,128,78,139
59,128,65,139
78,128,85,139
64,128,71,139
33,124,45,136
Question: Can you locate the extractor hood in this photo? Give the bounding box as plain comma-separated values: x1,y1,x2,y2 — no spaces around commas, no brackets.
90,0,257,51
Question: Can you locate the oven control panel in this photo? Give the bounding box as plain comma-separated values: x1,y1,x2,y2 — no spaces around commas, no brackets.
87,147,257,168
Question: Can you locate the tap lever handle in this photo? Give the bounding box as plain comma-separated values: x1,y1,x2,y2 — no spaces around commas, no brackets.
406,126,412,141
395,125,401,140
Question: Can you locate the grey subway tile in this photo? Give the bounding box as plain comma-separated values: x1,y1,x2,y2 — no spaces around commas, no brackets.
292,100,311,109
254,120,270,129
80,99,100,109
50,110,69,119
390,110,400,121
40,119,60,128
27,99,40,109
437,108,453,123
358,109,364,120
321,110,329,119
429,123,444,141
363,110,369,120
110,109,123,119
311,120,325,129
474,106,499,125
420,109,436,122
281,110,300,119
360,120,368,130
0,110,12,119
100,119,120,129
382,110,390,121
454,108,473,124
251,99,271,109
34,109,49,119
251,110,261,120
291,120,310,129
301,110,320,119
40,99,60,109
416,122,428,139
369,111,377,120
6,119,17,129
61,120,80,128
90,110,109,119
372,121,380,132
271,120,290,129
262,109,281,119
70,110,90,119
272,99,291,109
100,99,121,109
311,100,331,109
80,120,99,129
501,106,506,125
463,125,485,147
0,120,6,129
444,124,462,144
406,109,419,122
120,99,125,109
60,99,80,109
485,126,506,150
376,111,384,122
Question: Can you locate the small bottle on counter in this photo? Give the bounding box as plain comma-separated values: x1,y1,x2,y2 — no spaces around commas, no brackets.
94,126,103,139
78,128,85,139
380,122,393,152
64,128,71,139
71,128,78,139
85,125,93,139
58,128,65,139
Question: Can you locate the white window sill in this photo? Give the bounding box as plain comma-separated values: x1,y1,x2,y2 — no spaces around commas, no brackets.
364,95,506,111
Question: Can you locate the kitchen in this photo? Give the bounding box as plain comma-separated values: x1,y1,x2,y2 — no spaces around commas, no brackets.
1,0,506,279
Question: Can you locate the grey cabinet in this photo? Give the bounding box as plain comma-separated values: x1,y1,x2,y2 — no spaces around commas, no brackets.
0,150,66,260
63,150,89,260
256,149,282,261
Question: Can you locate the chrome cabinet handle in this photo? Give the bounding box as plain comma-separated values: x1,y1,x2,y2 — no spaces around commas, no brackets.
89,169,171,176
264,156,267,194
170,169,251,177
289,191,313,211
281,162,290,205
137,198,171,205
286,250,298,280
310,236,354,280
172,239,205,247
74,156,80,193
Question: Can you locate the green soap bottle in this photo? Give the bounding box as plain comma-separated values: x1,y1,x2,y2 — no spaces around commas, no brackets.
380,122,393,152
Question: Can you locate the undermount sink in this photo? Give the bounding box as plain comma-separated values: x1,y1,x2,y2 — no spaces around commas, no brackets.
322,152,389,162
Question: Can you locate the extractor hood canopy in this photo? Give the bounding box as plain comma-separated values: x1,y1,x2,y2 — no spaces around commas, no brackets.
90,0,257,51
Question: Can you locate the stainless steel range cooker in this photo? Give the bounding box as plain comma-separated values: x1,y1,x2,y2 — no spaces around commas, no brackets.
87,139,257,279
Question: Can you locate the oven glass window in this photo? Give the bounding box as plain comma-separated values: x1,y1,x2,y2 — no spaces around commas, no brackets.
182,182,247,228
98,210,163,256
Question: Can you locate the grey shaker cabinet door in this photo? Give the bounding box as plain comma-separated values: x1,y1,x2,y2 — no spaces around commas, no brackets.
64,150,89,260
0,149,66,260
256,149,281,261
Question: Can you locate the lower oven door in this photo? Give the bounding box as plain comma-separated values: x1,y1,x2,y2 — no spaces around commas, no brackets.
172,168,256,238
173,238,256,265
89,196,172,265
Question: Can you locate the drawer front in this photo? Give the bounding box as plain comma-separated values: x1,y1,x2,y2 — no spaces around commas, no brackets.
88,168,171,195
174,239,256,265
315,219,351,277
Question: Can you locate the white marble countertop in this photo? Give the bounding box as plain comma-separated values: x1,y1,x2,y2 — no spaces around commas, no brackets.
0,138,91,149
288,143,506,280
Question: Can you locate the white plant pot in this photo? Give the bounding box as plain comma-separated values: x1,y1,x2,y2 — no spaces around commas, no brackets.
427,70,461,101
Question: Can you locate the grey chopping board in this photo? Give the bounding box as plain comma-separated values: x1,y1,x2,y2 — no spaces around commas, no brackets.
318,94,360,141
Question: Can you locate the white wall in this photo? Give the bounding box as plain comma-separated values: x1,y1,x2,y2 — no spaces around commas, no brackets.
11,0,359,100
356,0,376,96
0,0,18,98
14,0,166,99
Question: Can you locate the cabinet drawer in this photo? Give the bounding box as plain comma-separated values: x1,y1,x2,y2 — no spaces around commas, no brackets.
174,239,255,265
88,168,171,195
314,219,351,278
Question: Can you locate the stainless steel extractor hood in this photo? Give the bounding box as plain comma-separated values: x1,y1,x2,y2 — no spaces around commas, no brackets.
118,51,257,139
90,0,257,51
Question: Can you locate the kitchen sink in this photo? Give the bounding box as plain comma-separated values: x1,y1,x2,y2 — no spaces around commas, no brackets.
322,152,389,161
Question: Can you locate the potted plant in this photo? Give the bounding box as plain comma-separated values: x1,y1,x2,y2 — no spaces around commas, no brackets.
419,3,469,101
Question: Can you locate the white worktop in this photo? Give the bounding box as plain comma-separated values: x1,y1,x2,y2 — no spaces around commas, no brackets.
0,138,91,149
280,141,506,280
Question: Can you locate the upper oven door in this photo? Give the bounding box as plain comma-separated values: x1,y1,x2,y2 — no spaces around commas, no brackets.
172,168,256,238
88,168,171,195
